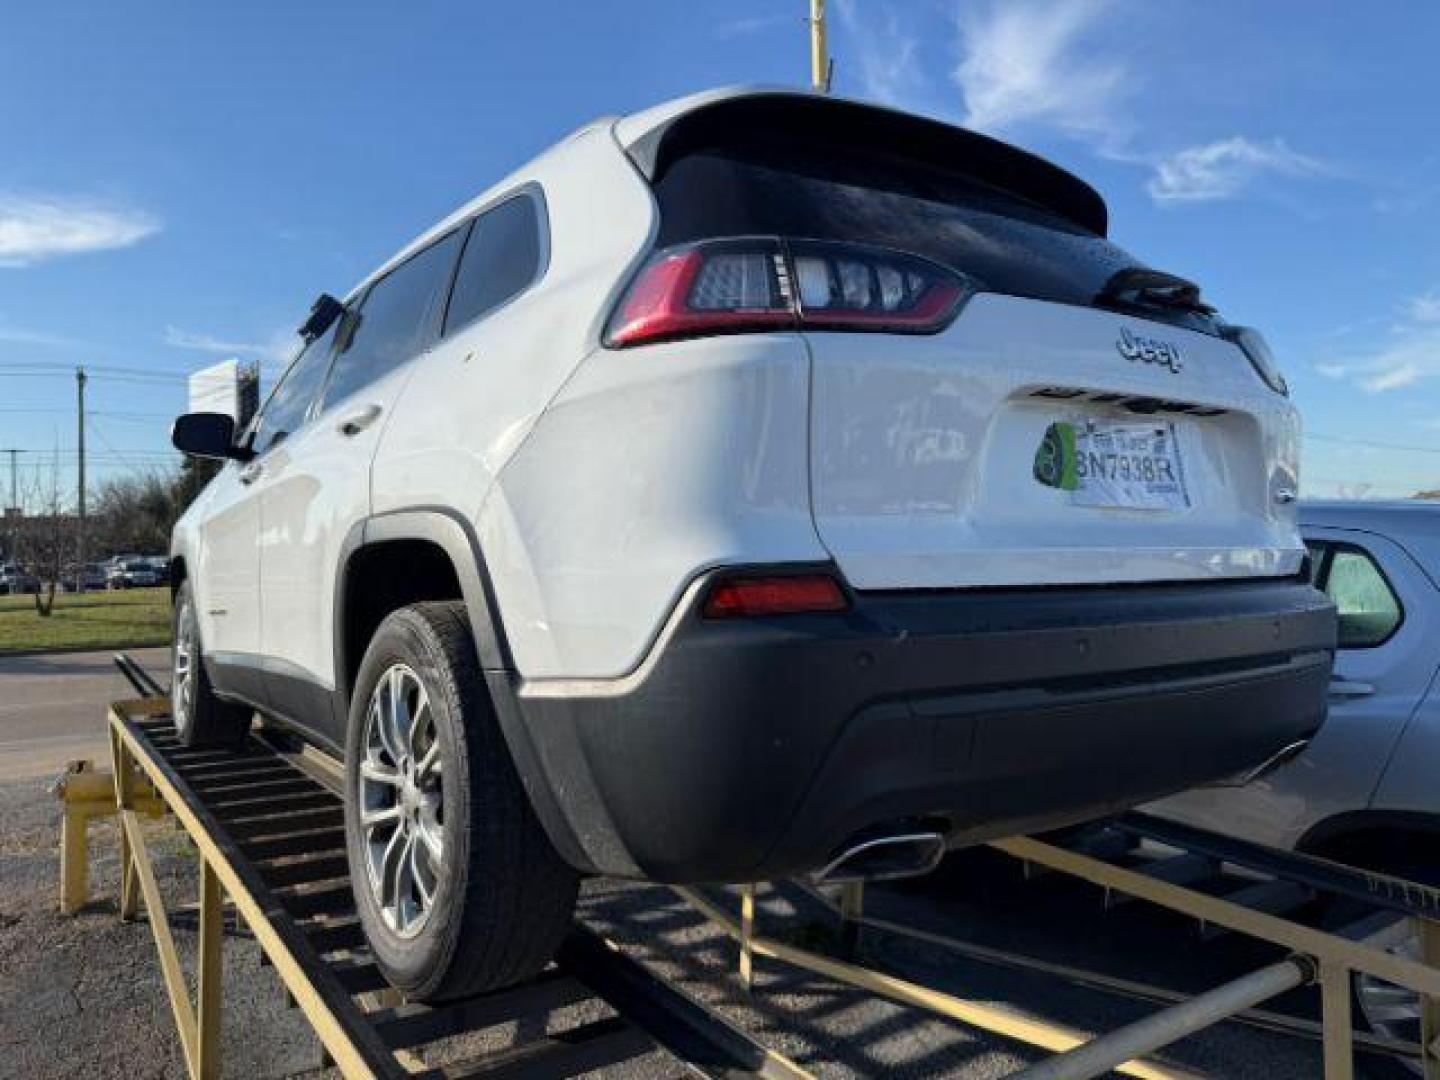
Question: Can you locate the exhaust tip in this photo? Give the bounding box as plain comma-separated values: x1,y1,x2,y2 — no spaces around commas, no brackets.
813,830,947,885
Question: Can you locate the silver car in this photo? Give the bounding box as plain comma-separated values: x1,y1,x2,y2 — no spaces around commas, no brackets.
1154,499,1439,1074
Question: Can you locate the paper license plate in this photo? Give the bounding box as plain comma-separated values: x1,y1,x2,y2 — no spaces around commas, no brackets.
1033,420,1189,510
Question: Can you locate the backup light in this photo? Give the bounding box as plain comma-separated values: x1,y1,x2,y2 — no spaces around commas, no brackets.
702,573,850,618
607,238,969,347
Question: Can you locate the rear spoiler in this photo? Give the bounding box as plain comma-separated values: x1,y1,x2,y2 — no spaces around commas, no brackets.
616,89,1109,237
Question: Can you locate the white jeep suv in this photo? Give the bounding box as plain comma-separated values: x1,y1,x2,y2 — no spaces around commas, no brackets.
169,87,1335,1002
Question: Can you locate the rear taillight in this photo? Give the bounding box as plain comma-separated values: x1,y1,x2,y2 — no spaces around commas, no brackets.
606,237,969,348
702,573,850,618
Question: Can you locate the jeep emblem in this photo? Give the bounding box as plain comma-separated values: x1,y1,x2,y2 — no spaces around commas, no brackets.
1117,326,1184,373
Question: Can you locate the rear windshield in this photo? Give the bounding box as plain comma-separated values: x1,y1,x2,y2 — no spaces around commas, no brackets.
653,143,1216,333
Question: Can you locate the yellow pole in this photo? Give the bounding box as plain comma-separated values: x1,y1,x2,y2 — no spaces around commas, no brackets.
810,0,828,93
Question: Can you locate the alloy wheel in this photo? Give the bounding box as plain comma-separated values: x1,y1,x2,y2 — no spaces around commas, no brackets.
360,664,445,938
1356,927,1424,1076
172,599,195,737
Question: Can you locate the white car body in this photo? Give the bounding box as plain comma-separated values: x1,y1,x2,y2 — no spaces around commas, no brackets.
171,86,1332,885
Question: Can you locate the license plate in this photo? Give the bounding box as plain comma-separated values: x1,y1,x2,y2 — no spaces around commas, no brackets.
1034,420,1189,510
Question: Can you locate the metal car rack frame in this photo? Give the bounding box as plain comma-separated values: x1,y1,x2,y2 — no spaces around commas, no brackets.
53,654,1440,1079
55,674,810,1079
675,817,1440,1080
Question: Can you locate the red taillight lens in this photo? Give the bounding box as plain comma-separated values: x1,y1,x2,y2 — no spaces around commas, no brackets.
703,573,849,618
606,238,969,347
607,241,795,347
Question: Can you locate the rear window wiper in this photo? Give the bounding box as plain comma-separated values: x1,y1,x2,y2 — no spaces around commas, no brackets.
1096,267,1215,315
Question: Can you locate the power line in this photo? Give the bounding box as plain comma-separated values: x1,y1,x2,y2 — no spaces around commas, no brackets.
1305,433,1440,456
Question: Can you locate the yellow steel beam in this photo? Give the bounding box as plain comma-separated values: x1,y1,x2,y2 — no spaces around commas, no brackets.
995,835,1440,999
197,859,224,1080
120,808,200,1075
1320,962,1355,1080
1422,919,1440,1080
110,706,383,1080
674,886,1199,1080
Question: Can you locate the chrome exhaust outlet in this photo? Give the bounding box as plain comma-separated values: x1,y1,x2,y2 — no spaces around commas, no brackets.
813,831,947,885
1210,738,1312,788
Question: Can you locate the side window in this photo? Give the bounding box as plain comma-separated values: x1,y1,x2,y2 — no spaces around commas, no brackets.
443,193,545,334
323,229,465,407
250,321,338,454
1321,545,1403,648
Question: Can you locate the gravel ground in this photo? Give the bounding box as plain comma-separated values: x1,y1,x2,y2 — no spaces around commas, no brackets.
1,756,1353,1079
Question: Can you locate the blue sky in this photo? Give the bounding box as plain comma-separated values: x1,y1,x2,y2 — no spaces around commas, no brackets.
1,0,1436,501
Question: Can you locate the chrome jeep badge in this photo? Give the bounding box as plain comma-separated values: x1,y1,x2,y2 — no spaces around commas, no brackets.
1117,326,1184,373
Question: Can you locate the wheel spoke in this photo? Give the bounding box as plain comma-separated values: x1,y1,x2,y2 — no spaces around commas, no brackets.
416,820,443,867
417,740,441,782
388,667,411,763
361,804,401,830
393,832,418,930
372,693,401,765
378,825,406,916
360,760,400,787
406,696,427,762
410,838,434,908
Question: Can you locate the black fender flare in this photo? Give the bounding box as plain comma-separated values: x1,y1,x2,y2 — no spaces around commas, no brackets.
333,507,594,873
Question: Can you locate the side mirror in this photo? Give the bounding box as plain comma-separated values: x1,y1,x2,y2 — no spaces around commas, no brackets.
171,412,251,462
298,293,345,341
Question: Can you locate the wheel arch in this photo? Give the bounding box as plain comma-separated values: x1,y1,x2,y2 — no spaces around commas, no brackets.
334,509,592,873
1297,809,1440,883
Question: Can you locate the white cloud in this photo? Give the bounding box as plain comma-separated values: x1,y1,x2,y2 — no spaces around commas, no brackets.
1147,137,1325,203
163,324,296,365
1407,289,1440,324
834,0,925,105
0,320,81,348
714,13,791,40
0,194,159,267
951,0,1128,145
1317,322,1440,395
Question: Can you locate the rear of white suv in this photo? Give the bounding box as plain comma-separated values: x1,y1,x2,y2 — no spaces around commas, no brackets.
169,87,1334,1003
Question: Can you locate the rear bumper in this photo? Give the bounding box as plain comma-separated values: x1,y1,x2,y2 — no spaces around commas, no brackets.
514,573,1335,883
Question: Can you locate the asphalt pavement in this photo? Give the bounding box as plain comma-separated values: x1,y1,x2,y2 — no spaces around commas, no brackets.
0,647,168,780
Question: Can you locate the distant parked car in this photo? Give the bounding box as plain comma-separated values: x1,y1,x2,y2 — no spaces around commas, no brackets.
1154,500,1440,1076
0,563,39,595
107,559,162,589
62,563,108,592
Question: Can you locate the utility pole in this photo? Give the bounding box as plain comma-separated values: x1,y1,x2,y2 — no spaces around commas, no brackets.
2,448,22,512
0,448,24,562
76,367,86,572
809,0,831,93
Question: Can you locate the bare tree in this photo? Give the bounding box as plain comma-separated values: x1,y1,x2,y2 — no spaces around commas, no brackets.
12,453,72,616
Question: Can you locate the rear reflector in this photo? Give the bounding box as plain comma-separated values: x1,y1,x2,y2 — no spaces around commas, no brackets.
607,237,970,347
703,574,849,618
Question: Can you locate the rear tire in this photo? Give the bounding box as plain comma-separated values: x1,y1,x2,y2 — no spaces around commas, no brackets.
171,580,251,748
344,601,578,1002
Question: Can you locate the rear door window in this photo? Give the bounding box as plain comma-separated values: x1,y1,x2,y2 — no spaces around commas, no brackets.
444,193,546,334
323,229,465,407
1316,544,1404,648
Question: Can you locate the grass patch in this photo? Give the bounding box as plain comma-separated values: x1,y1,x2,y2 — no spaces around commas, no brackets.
0,587,171,654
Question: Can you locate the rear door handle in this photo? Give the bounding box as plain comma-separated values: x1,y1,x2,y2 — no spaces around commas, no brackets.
238,461,264,485
1328,679,1376,699
337,403,383,436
